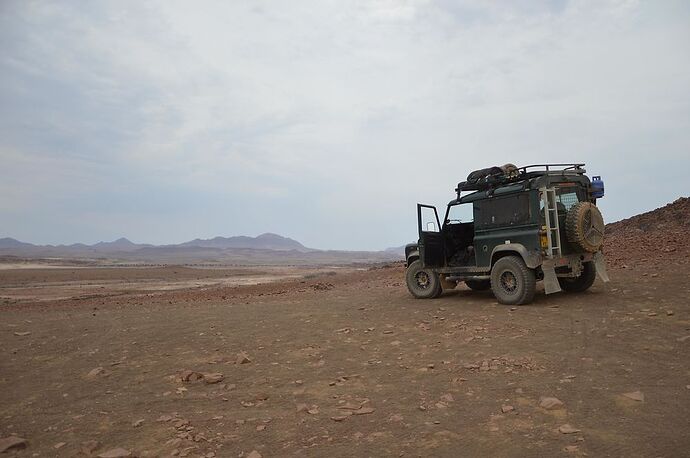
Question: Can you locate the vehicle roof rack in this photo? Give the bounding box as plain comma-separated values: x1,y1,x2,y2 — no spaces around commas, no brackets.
455,163,586,195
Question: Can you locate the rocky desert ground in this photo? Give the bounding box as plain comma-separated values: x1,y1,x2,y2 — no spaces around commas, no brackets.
1,198,689,458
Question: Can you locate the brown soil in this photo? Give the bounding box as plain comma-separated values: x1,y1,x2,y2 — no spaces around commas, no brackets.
1,199,689,457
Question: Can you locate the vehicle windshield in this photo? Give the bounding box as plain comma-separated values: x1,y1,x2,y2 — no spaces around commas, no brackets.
446,203,473,224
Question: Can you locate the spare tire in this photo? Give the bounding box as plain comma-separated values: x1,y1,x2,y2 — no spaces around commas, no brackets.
565,202,605,253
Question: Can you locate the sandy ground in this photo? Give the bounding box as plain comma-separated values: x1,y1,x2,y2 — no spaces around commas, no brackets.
1,262,689,457
0,266,345,303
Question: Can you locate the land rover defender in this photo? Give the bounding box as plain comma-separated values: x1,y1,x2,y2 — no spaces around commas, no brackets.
405,163,609,305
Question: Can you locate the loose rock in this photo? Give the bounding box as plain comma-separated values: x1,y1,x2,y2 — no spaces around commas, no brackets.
501,405,515,413
0,436,27,453
236,352,252,364
87,367,106,378
180,370,203,382
622,391,645,402
539,397,565,410
81,440,100,454
247,451,262,458
203,373,224,384
559,424,581,434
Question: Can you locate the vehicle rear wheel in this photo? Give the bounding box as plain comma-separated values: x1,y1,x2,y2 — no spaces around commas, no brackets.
558,261,596,292
490,256,536,305
406,260,442,299
465,279,491,291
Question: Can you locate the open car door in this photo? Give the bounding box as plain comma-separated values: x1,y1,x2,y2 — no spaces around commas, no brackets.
417,204,445,268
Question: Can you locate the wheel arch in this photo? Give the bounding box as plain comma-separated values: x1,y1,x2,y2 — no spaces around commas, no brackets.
490,244,542,269
405,244,420,267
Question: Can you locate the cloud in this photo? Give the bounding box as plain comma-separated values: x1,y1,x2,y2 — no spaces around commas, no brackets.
1,0,688,249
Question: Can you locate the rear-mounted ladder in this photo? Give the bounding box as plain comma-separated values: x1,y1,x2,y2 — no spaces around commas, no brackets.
540,187,562,294
541,187,562,257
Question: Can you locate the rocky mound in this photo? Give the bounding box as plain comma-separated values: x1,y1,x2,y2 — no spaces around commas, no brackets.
604,197,689,268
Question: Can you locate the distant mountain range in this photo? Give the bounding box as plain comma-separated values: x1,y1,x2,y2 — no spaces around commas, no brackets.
0,233,403,265
0,233,308,253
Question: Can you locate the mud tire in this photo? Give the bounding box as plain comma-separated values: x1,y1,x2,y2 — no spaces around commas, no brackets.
565,202,605,253
559,261,596,293
490,256,536,305
406,260,442,299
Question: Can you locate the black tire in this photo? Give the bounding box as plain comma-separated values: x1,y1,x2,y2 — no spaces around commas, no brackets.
465,279,491,291
405,260,442,299
558,261,596,293
490,256,536,305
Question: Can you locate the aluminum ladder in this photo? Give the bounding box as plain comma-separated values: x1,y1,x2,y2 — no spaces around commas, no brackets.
540,187,562,293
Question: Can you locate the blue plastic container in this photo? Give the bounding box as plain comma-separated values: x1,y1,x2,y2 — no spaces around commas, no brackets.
591,176,605,198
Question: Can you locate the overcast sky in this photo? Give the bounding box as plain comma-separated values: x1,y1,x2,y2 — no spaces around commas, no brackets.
1,0,688,250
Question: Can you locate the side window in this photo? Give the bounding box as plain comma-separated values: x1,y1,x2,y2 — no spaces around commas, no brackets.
475,193,531,228
446,203,474,224
555,187,581,211
420,206,440,232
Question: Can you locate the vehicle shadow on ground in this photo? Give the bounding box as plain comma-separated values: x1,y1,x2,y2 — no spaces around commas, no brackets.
438,283,608,308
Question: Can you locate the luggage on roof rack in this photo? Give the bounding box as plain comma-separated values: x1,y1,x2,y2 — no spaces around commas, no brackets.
455,163,586,196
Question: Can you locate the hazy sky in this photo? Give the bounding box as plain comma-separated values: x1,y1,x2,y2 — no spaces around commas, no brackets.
1,0,688,250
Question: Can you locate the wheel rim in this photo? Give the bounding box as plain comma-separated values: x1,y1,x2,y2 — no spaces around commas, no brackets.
415,271,430,289
499,271,518,294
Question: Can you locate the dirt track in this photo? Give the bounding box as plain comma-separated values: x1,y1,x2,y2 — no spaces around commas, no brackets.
1,262,689,457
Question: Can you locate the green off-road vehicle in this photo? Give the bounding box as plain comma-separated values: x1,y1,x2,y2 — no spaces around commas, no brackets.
405,163,609,305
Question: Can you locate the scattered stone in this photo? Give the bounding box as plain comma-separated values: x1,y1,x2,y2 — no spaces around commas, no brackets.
427,363,435,369
97,448,132,458
294,380,304,385
666,310,674,316
236,352,252,365
180,370,203,382
256,424,266,431
0,436,27,452
440,394,454,403
353,407,375,415
564,445,579,453
157,415,173,422
81,440,100,454
338,402,363,410
539,397,565,410
389,414,404,422
331,414,351,422
677,336,690,342
87,367,106,378
132,419,144,427
246,451,262,458
296,403,319,414
13,331,31,336
501,405,515,413
203,373,224,384
647,312,658,317
54,442,67,449
559,424,581,434
622,391,645,402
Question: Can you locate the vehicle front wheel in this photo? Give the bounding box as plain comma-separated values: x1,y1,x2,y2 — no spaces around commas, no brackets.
406,260,442,299
558,261,596,292
465,279,491,291
490,256,536,305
